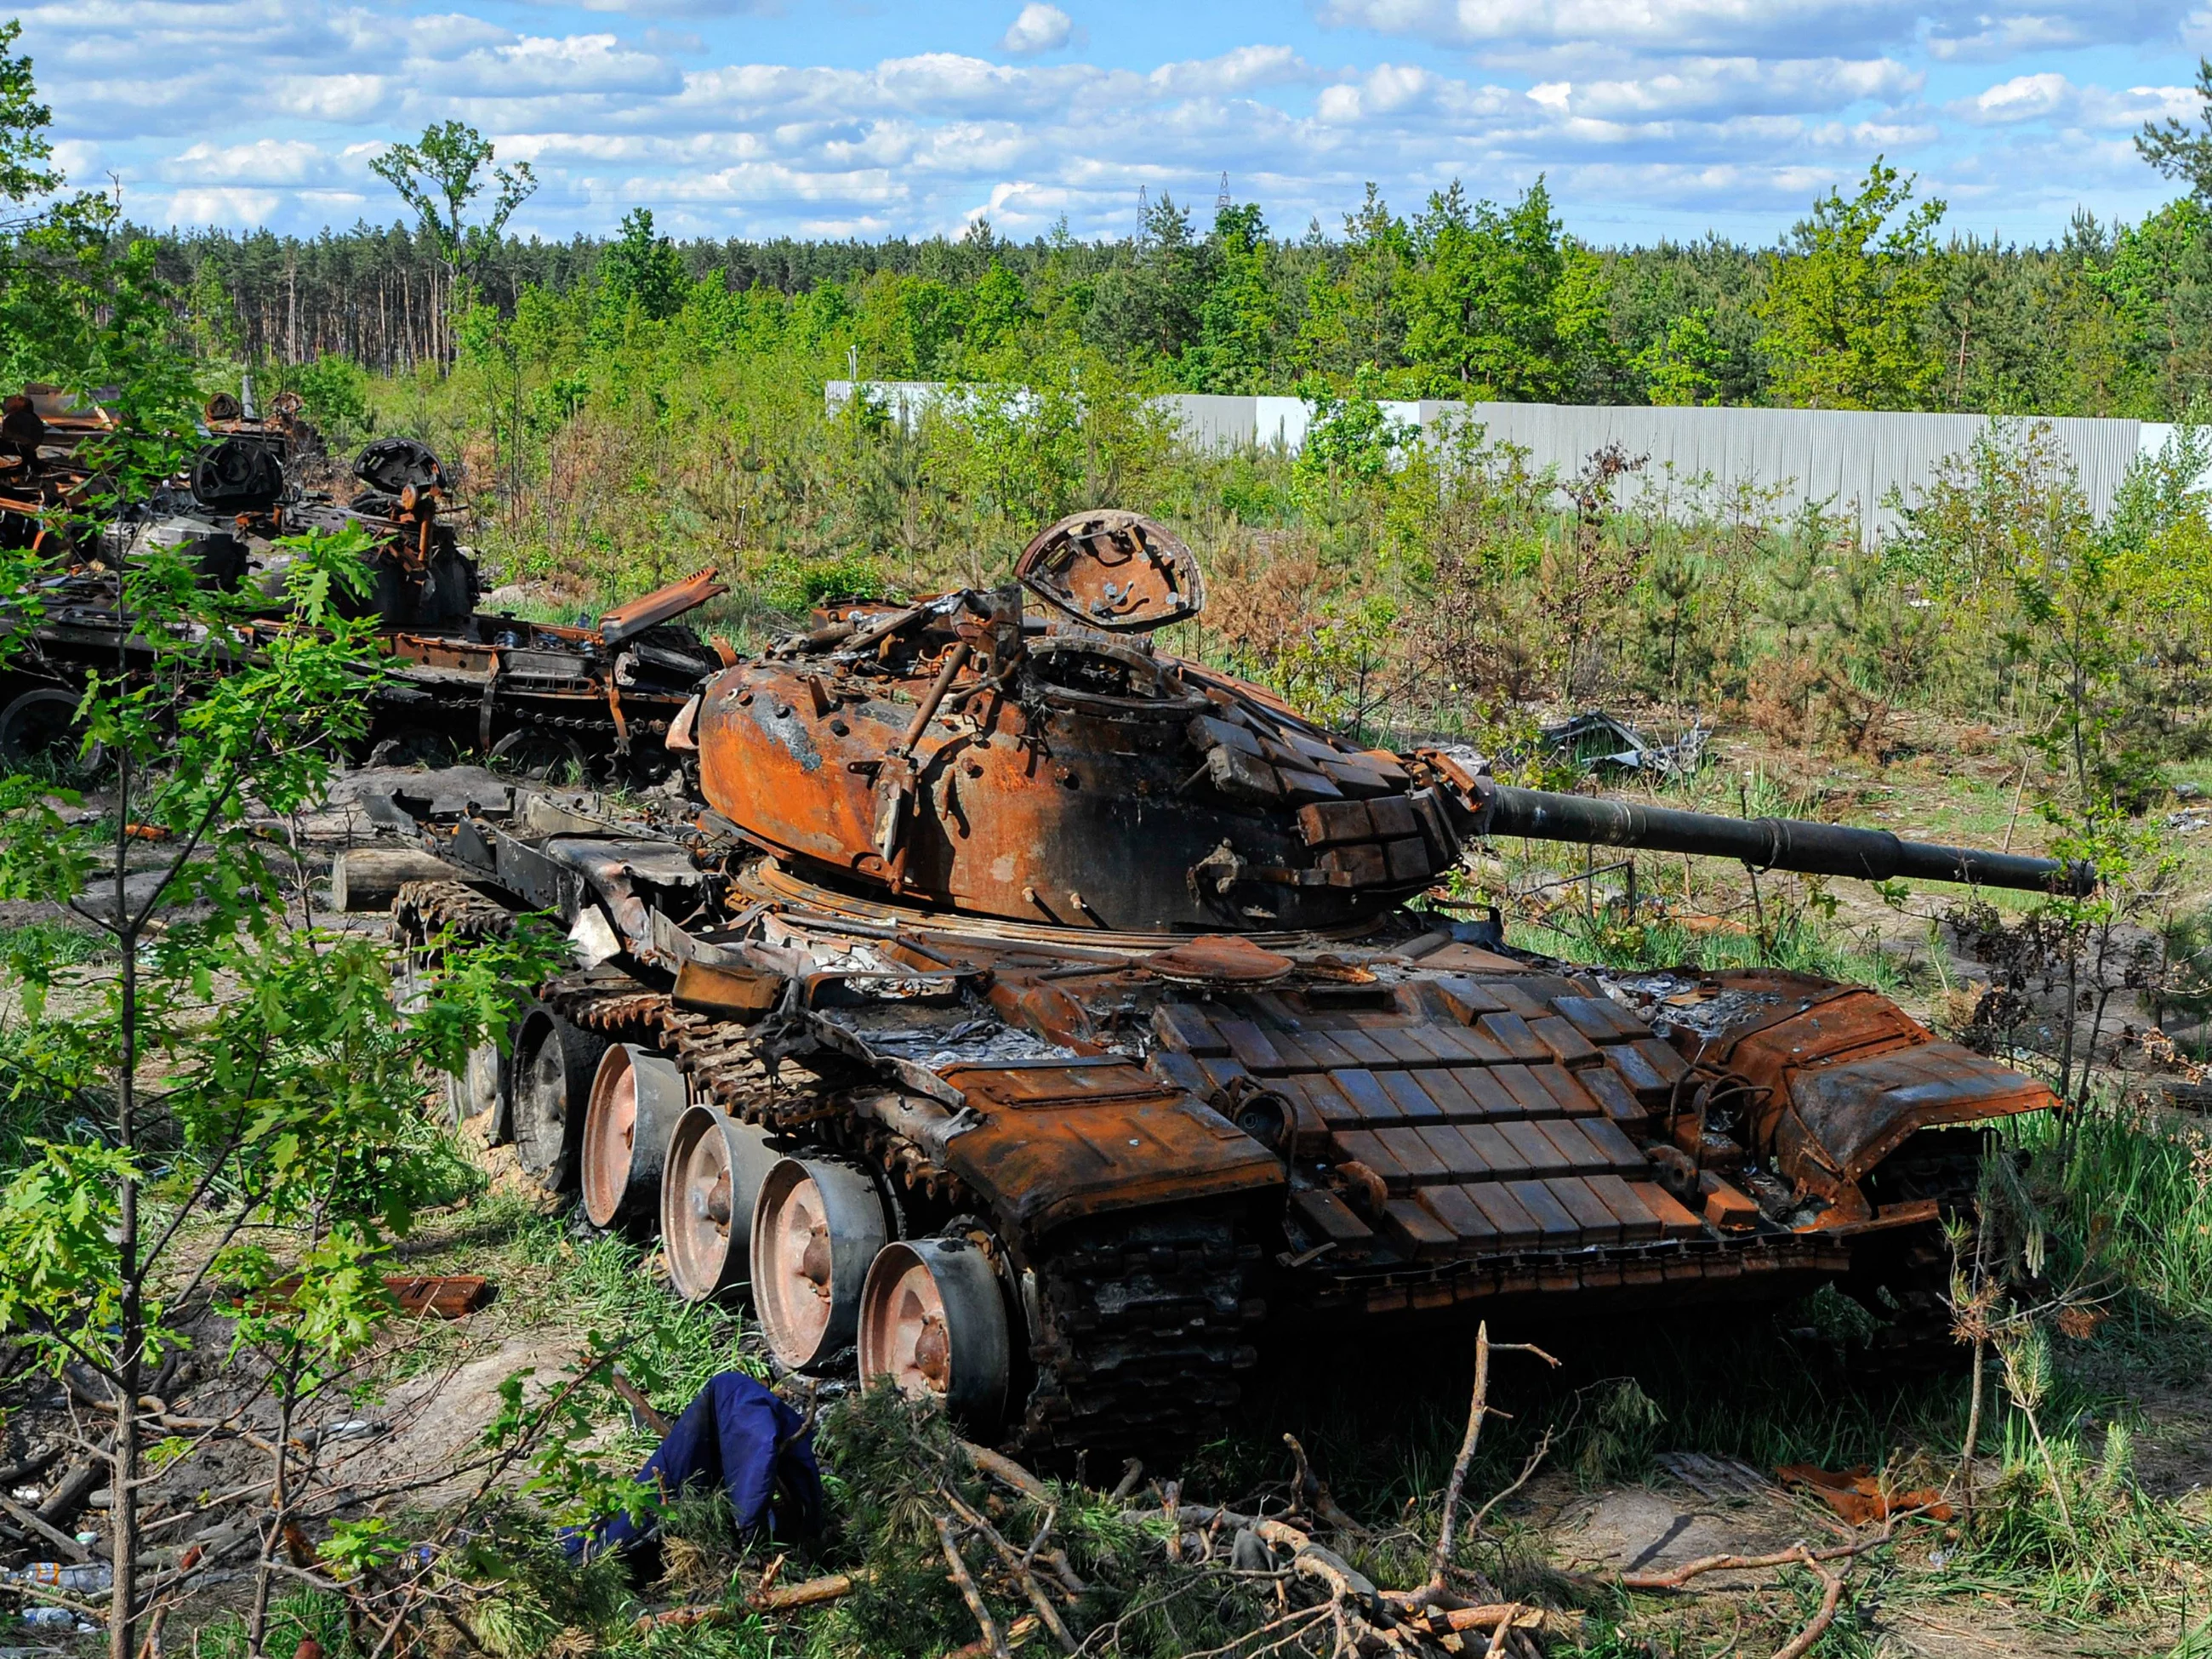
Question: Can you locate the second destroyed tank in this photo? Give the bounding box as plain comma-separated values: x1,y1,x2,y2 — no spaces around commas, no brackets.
389,510,2087,1461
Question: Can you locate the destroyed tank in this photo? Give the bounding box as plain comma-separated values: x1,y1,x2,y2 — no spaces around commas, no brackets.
0,411,726,782
386,510,2089,1462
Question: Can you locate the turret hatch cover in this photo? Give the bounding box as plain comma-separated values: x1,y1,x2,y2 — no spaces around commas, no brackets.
1014,510,1205,632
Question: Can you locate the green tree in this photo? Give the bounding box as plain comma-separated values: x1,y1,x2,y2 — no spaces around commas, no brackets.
1755,159,1947,409
1186,202,1283,392
1403,177,1611,400
597,206,690,323
2137,57,2212,202
368,121,537,362
1296,183,1412,386
1636,307,1728,405
0,20,58,213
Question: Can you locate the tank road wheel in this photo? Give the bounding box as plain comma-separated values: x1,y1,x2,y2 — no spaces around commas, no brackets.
750,1157,890,1372
858,1237,1012,1433
660,1104,782,1302
511,1006,608,1194
581,1044,689,1231
0,686,102,784
444,1038,505,1136
487,728,594,784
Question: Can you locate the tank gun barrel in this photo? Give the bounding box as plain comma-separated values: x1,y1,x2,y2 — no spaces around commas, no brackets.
1473,783,2093,896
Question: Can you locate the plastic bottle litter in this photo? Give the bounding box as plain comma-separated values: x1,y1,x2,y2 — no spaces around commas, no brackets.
5,1562,111,1593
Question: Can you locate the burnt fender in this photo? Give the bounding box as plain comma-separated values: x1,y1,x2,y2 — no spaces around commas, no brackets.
1701,974,2055,1215
934,1060,1283,1237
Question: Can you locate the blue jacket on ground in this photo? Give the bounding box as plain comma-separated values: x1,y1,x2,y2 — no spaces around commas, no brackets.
566,1370,824,1563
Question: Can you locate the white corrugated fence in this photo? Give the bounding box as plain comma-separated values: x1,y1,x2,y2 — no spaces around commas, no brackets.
824,382,2189,544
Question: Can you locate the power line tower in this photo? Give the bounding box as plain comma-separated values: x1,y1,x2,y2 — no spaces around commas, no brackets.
1215,171,1232,214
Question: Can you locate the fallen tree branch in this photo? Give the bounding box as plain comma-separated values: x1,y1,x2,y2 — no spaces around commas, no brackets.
938,1514,1012,1659
1769,1549,1846,1659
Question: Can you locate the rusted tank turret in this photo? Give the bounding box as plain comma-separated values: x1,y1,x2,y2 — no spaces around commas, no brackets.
390,510,2080,1462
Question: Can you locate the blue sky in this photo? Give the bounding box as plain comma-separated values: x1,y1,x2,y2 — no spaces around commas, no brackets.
15,0,2212,247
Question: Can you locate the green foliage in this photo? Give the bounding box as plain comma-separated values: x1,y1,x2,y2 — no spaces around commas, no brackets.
599,208,690,325
0,19,57,209
2138,58,2212,203
369,120,537,282
1756,158,1947,409
1404,178,1612,399
289,352,373,436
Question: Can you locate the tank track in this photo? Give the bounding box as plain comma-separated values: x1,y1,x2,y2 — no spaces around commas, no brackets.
393,880,1263,1462
1849,1126,1984,1366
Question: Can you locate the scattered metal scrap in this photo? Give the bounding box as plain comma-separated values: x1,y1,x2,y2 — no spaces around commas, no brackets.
0,389,727,783
1542,710,1708,778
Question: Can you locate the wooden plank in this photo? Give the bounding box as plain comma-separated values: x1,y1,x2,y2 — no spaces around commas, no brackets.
1586,1174,1663,1241
1628,1038,1690,1088
1501,1178,1585,1245
1580,1115,1651,1173
1474,1012,1552,1064
1546,1176,1623,1245
1418,1183,1500,1243
1367,1025,1436,1067
1625,1179,1707,1239
1400,1020,1468,1063
1429,975,1508,1020
1291,1029,1358,1069
1263,1029,1320,1072
1605,1042,1674,1109
1289,1186,1374,1244
1407,1067,1479,1119
1282,1073,1362,1128
1464,1181,1541,1246
1577,1065,1650,1128
1527,1016,1603,1069
1326,1029,1395,1069
1483,983,1549,1019
1414,1124,1491,1181
1529,1115,1610,1172
1457,1121,1527,1177
1497,1120,1572,1177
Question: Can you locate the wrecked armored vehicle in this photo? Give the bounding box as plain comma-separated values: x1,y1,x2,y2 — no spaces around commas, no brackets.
0,411,727,782
385,510,2088,1461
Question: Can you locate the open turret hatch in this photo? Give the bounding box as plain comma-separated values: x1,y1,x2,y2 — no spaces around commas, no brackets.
1014,510,1205,633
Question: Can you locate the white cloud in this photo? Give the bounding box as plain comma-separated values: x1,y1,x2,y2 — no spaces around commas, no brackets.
1951,73,2199,129
1321,0,2182,58
162,186,283,225
164,138,336,185
269,74,389,123
11,0,2207,241
1000,3,1071,56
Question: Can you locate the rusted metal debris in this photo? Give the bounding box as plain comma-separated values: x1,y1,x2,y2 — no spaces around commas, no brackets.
380,508,2089,1463
0,389,725,782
